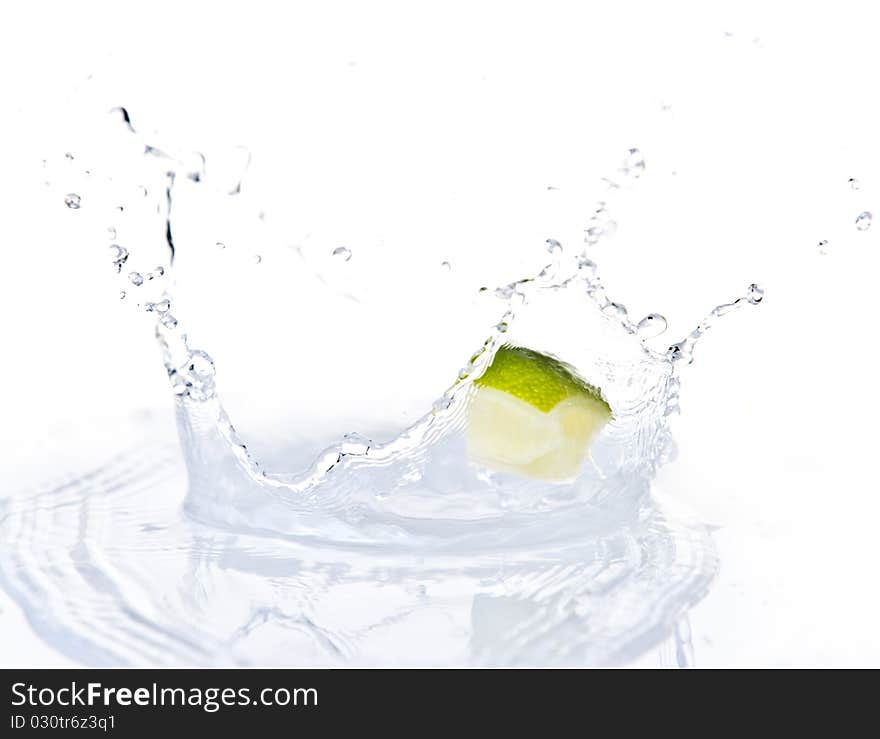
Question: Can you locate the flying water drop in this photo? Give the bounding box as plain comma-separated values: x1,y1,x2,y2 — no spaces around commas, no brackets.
145,299,171,314
109,245,129,272
110,106,135,133
129,271,144,287
576,255,598,275
584,225,604,245
64,193,81,209
620,148,646,179
855,211,872,231
636,313,668,338
332,246,352,261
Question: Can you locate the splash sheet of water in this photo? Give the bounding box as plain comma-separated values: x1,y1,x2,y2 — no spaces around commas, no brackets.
0,109,760,666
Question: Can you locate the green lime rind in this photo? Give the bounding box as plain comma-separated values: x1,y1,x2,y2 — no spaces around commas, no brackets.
474,344,612,415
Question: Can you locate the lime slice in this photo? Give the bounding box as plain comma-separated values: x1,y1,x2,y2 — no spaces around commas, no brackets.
466,345,612,481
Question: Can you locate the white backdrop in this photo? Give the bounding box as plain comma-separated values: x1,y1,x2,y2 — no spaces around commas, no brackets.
2,0,880,666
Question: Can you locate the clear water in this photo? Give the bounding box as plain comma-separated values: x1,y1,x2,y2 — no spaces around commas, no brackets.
0,109,761,666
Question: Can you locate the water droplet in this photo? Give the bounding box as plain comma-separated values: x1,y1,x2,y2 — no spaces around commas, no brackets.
119,290,126,300
110,106,135,132
545,238,563,254
216,241,226,249
855,211,872,231
188,350,215,379
620,148,645,178
64,193,81,209
64,152,74,161
440,260,451,271
109,244,129,272
495,321,509,333
636,313,668,338
146,299,171,314
577,255,598,274
107,227,117,239
433,396,453,413
602,302,629,320
161,314,178,329
183,151,206,183
584,225,603,245
129,271,144,286
253,254,262,264
155,265,165,277
137,185,148,198
332,246,352,261
848,178,861,190
667,340,694,365
747,283,764,304
818,239,830,255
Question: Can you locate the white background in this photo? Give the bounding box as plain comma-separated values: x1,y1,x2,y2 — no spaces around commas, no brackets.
2,0,880,666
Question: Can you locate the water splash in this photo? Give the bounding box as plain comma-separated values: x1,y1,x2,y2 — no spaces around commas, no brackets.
0,113,765,667
665,283,763,366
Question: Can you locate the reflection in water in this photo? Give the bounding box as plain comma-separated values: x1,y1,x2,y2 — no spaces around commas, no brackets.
0,417,716,666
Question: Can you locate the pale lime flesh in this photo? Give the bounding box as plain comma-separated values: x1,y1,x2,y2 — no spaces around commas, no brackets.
466,345,613,481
